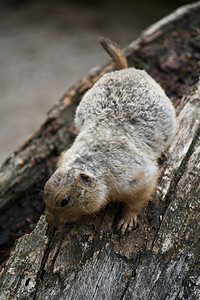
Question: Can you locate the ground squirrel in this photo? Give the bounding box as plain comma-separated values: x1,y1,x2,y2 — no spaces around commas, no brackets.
44,38,176,234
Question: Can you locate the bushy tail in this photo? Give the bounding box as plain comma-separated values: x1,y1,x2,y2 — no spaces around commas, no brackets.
99,37,128,70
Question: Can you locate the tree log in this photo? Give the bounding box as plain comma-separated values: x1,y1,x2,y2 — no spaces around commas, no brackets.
0,2,200,299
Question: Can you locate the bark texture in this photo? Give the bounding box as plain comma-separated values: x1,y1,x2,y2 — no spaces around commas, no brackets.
0,2,200,299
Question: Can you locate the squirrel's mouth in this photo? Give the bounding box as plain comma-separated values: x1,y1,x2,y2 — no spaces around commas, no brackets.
45,210,79,226
45,210,64,226
45,210,56,226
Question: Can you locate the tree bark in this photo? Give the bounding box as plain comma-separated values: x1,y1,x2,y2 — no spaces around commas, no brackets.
0,2,200,299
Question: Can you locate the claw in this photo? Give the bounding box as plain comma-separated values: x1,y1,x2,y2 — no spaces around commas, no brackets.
118,214,137,235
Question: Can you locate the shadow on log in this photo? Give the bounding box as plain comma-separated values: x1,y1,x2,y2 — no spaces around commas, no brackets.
0,2,200,299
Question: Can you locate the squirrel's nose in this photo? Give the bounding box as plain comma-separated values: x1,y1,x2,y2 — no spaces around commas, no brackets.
45,210,55,226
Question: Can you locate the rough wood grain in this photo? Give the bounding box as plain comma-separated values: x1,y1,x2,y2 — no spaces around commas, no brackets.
0,2,200,300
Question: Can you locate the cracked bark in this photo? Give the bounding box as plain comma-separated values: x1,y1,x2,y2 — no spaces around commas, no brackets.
0,2,200,300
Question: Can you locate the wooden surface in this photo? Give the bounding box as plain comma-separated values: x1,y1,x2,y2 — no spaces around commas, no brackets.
0,2,200,299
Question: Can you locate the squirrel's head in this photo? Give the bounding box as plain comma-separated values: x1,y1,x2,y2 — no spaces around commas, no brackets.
44,167,107,226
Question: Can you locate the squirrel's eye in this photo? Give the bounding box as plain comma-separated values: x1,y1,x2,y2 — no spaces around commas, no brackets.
61,196,70,207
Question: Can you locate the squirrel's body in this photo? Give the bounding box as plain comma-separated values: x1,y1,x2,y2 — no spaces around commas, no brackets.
44,39,176,234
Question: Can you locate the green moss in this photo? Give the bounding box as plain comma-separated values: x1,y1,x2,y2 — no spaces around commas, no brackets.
135,64,143,70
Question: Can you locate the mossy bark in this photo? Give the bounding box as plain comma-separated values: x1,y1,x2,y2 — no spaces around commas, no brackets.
0,2,200,299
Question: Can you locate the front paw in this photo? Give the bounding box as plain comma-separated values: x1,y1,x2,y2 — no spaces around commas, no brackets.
117,213,137,235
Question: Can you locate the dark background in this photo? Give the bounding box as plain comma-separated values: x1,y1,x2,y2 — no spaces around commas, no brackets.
0,0,195,165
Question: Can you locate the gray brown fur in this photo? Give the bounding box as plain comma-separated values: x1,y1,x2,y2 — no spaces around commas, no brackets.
44,39,176,234
99,37,128,69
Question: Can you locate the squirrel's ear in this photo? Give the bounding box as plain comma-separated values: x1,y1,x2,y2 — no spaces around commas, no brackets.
78,173,95,187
